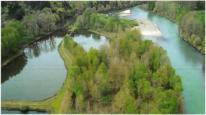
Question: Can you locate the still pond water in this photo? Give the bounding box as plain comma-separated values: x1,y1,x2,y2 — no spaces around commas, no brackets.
1,32,108,114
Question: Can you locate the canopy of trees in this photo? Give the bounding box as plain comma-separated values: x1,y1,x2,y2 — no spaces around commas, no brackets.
60,29,183,113
179,11,205,53
2,20,25,60
73,10,137,33
22,8,60,37
1,1,142,61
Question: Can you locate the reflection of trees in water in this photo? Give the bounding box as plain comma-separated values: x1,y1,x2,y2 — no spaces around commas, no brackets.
74,30,91,37
73,30,101,40
1,54,27,83
92,33,101,40
25,36,57,58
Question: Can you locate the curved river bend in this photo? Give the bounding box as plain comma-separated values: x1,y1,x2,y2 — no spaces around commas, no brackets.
118,6,205,114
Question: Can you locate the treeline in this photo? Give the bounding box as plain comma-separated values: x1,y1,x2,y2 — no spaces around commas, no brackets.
144,1,205,54
73,10,137,32
1,1,143,61
60,29,183,113
2,1,144,22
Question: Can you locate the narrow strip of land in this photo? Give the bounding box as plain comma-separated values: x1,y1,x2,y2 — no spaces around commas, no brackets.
1,98,53,113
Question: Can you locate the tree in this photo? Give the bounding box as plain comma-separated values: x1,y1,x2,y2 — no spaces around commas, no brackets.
2,20,25,59
22,8,59,37
112,85,137,113
148,1,155,11
129,61,149,98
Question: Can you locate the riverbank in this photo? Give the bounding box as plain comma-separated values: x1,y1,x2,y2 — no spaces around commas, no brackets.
132,19,162,37
138,3,205,54
123,6,204,114
90,19,163,39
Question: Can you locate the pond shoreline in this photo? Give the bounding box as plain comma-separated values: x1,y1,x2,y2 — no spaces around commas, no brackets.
1,5,189,114
1,3,145,68
1,27,67,68
1,30,109,113
2,40,69,113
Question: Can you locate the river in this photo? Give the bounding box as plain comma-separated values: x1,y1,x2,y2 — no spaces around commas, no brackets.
1,6,205,114
118,6,205,114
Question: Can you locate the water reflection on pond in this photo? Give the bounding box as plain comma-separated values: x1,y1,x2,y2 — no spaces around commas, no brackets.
1,30,108,103
1,31,109,113
2,54,27,84
1,35,67,101
25,37,57,58
73,31,109,51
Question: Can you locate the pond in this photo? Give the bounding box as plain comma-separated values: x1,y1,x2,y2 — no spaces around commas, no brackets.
1,31,108,114
73,31,109,51
1,36,67,101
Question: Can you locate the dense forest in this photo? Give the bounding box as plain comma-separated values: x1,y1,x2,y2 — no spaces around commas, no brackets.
1,1,144,61
3,1,205,114
143,1,205,53
1,10,183,113
59,13,183,113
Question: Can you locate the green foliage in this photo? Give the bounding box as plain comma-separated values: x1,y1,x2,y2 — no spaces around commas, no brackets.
74,11,137,32
2,20,25,59
150,1,205,53
2,6,61,61
152,1,203,22
148,1,155,11
22,8,60,37
179,11,205,53
112,86,137,113
129,61,149,98
1,1,141,61
2,1,184,113
61,29,183,113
